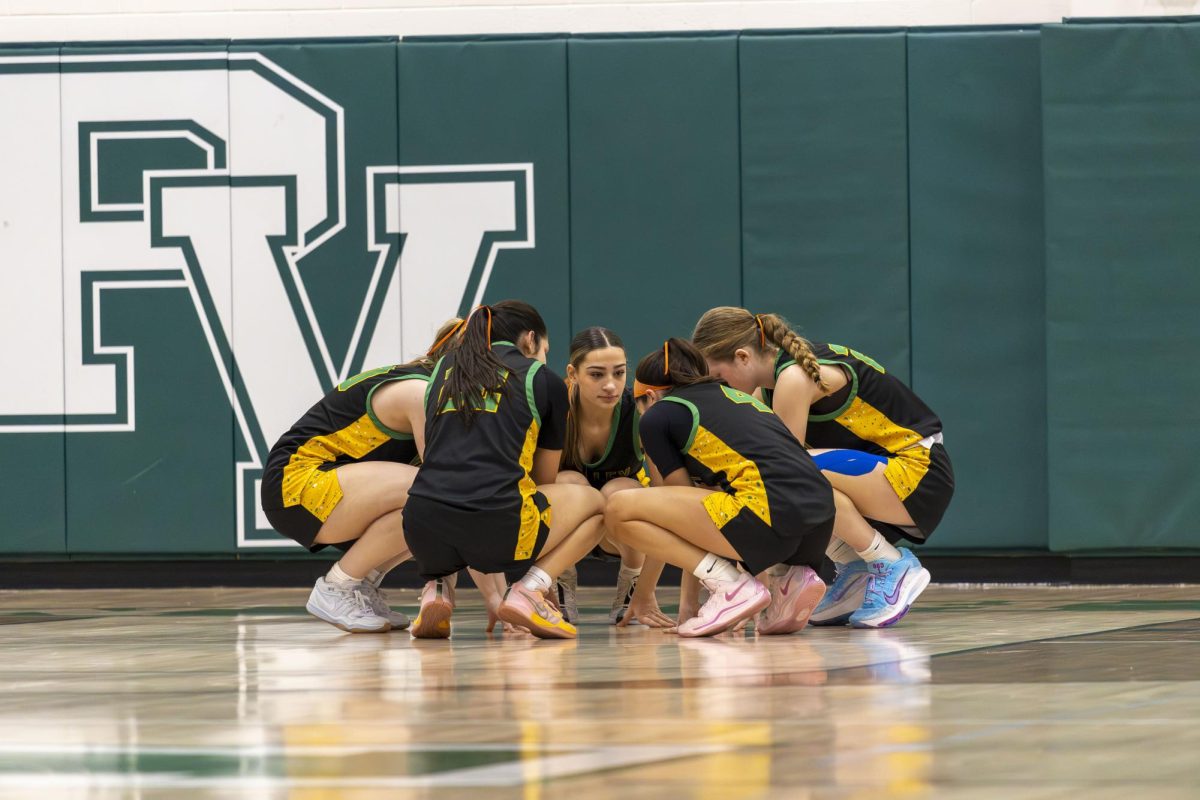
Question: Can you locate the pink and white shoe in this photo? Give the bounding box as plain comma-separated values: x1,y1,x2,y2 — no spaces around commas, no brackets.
677,572,771,638
499,583,577,639
757,565,826,635
411,578,455,639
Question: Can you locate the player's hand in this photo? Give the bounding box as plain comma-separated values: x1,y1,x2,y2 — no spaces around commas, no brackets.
616,592,676,628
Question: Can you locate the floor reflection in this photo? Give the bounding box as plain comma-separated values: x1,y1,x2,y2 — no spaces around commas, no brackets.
0,585,1195,797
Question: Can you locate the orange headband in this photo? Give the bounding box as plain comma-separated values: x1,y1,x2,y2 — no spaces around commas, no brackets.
662,341,670,376
427,318,466,356
754,314,767,349
633,379,670,399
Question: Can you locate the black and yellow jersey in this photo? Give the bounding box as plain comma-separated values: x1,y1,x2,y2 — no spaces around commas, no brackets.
410,341,568,516
764,344,942,457
261,363,430,514
562,388,649,490
639,381,833,532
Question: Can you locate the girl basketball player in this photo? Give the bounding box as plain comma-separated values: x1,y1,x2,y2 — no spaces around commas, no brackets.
260,319,461,633
404,300,606,640
605,338,834,637
556,327,673,628
692,307,955,628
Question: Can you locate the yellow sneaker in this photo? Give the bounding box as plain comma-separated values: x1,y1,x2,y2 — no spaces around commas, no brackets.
499,583,577,639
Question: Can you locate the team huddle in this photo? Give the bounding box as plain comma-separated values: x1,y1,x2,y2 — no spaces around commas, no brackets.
261,301,954,639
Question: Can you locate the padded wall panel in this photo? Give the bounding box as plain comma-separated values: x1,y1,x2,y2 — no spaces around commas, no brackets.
908,29,1047,549
569,35,741,363
398,38,570,370
62,44,234,553
1043,22,1200,550
0,47,66,553
229,40,400,548
740,32,910,382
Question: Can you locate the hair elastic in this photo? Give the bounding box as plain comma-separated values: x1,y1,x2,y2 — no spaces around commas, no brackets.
662,341,670,376
754,314,767,349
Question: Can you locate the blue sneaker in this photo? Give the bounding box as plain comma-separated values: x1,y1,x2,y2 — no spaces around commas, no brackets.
809,560,870,626
849,548,931,629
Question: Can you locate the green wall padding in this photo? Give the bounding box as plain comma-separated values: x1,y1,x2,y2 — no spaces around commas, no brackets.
1043,22,1200,550
0,45,66,554
399,37,571,370
568,35,742,363
740,32,910,382
908,29,1047,549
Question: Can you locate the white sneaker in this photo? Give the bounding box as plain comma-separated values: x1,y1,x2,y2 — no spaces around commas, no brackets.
306,577,391,633
360,583,411,631
677,572,771,638
609,569,640,625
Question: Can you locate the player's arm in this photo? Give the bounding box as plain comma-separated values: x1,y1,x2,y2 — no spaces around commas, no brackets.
532,366,569,485
771,364,819,446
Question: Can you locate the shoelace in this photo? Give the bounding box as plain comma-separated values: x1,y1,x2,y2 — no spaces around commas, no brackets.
351,588,375,614
862,565,893,604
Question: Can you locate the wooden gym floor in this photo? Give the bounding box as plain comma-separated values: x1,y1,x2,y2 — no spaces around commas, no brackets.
0,584,1197,798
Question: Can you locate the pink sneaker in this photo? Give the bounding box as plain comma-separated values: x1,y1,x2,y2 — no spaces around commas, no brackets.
499,583,577,639
757,565,826,635
677,572,771,638
411,578,455,639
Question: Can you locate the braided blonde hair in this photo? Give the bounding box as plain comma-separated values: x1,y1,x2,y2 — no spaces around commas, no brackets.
692,306,828,393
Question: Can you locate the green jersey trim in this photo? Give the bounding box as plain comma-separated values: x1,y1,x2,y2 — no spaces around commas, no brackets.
808,360,858,423
662,396,700,454
365,374,426,440
582,400,622,468
525,361,543,428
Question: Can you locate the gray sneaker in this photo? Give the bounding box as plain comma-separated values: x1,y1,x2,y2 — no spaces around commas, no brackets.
361,583,411,631
609,570,640,625
555,566,579,625
306,577,391,633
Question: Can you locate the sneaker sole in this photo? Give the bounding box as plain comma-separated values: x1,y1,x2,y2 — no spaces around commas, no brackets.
758,576,827,635
678,586,772,638
809,573,870,626
850,568,931,629
410,598,453,639
306,601,391,634
498,603,577,639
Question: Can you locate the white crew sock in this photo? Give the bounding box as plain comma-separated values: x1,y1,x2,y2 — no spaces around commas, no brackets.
618,565,642,581
826,537,860,565
856,531,902,564
326,562,361,587
766,564,789,577
520,566,553,593
693,553,741,583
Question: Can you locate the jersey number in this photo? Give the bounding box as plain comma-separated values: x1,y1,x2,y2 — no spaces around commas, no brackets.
721,385,772,413
828,344,885,374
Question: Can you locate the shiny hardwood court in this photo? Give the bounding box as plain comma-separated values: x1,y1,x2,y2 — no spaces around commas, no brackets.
0,584,1197,798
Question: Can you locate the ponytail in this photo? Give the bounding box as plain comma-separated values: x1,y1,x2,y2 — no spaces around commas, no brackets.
756,313,828,393
440,300,547,426
692,306,828,393
634,337,715,396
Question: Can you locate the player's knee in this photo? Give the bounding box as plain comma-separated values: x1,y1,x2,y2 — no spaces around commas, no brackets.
604,489,637,532
600,477,640,500
556,469,590,486
831,487,858,516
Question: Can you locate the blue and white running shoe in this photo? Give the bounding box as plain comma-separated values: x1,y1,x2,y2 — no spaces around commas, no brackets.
809,559,870,626
849,548,931,629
